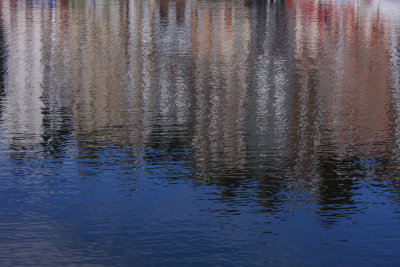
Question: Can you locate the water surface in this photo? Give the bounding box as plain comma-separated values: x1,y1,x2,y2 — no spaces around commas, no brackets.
0,0,400,265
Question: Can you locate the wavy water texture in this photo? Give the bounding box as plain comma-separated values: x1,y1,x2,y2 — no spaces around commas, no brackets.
0,0,400,266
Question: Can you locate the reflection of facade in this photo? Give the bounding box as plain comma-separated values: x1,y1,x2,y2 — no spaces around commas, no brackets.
127,0,156,148
70,0,130,143
286,0,400,219
289,0,397,169
247,0,294,175
152,0,192,131
190,0,251,174
1,0,44,146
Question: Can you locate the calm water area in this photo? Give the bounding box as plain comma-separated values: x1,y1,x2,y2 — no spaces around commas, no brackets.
0,0,400,265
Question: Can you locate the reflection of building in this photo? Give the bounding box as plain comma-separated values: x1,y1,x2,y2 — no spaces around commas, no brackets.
285,0,400,220
190,0,251,174
247,0,294,175
152,0,192,132
1,0,44,146
70,0,130,142
126,0,156,148
288,0,396,169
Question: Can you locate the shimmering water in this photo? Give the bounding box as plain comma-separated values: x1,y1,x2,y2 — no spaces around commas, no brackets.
0,0,400,265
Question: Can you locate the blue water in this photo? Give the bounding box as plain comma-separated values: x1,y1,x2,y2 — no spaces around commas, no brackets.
0,0,400,265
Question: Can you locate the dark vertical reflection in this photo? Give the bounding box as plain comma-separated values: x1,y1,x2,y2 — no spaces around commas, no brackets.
246,0,295,211
40,0,74,157
0,1,6,99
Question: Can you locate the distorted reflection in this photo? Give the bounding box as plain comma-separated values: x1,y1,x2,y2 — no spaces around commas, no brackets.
0,0,400,265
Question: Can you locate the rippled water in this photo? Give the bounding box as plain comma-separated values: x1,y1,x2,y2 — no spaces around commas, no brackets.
0,0,400,265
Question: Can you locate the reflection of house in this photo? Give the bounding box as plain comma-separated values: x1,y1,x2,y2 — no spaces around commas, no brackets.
126,0,156,148
246,0,294,174
40,0,133,146
152,0,192,130
190,0,251,174
288,0,396,167
72,0,130,141
285,0,400,216
1,0,44,146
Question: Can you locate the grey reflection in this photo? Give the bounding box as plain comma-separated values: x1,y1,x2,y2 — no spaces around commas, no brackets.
152,0,192,129
244,0,294,212
247,0,293,171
